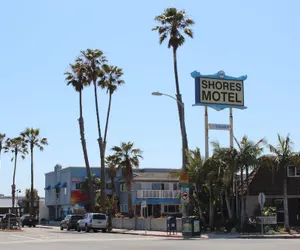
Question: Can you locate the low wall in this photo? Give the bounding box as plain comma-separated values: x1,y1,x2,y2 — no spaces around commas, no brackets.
112,218,182,232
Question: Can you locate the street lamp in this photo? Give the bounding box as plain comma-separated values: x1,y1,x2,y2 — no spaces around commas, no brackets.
151,91,188,217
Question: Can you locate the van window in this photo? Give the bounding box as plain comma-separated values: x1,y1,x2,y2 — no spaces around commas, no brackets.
92,214,106,220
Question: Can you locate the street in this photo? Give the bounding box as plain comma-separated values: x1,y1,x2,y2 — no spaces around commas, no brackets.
0,228,300,250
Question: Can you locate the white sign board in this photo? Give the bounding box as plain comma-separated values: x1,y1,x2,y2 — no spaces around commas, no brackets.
208,123,230,131
141,200,147,208
181,192,189,203
257,216,277,224
258,192,265,207
199,78,244,106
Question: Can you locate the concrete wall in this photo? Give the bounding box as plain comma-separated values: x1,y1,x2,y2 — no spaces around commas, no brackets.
112,217,182,232
39,199,49,222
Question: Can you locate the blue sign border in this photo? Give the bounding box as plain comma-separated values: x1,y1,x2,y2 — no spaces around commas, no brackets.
191,70,248,111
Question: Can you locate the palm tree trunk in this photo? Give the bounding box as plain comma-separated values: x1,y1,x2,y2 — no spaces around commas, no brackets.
172,48,189,173
127,180,133,216
30,144,34,216
283,173,290,232
244,166,249,218
11,151,18,212
92,81,106,208
78,90,93,212
209,185,214,230
225,190,233,219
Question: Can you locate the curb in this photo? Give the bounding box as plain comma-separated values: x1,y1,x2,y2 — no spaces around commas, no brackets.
238,235,300,239
109,231,207,239
35,226,56,230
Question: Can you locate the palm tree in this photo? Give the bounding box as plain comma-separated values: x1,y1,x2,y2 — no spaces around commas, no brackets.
152,8,194,173
21,128,48,215
4,137,28,211
106,155,118,195
65,59,94,211
234,136,265,224
211,142,238,220
262,134,300,232
80,49,107,207
0,133,6,168
109,142,143,216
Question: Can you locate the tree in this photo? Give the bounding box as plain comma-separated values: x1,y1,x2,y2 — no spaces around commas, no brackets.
152,8,194,174
21,128,48,215
211,142,238,220
0,133,6,168
109,142,143,216
65,59,94,211
23,188,39,215
81,49,124,208
234,136,265,224
263,134,300,232
4,137,28,211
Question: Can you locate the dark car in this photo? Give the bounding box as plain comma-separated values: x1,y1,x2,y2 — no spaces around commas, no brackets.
20,215,37,227
60,214,83,231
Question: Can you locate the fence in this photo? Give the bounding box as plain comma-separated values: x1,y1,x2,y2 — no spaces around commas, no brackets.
112,217,183,232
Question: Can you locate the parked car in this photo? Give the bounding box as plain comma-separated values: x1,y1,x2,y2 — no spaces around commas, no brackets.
77,213,108,233
20,215,37,227
1,213,18,228
60,214,83,231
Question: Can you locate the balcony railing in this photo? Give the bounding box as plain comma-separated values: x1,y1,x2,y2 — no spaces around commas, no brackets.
136,190,181,199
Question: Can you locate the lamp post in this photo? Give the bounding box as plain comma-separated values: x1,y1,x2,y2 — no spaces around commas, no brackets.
151,91,188,217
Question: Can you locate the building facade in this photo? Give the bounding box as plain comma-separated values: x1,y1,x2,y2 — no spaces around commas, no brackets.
45,165,181,219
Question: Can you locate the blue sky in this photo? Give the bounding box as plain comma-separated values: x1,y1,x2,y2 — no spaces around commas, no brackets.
0,0,299,197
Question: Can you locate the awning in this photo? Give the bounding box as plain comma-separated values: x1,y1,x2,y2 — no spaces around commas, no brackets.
52,182,61,189
44,185,51,191
134,198,181,205
60,182,67,188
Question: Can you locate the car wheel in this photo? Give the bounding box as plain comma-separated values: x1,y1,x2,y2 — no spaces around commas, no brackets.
85,224,90,233
33,224,36,228
102,229,107,233
77,225,81,232
93,229,98,233
21,224,24,227
29,225,32,228
67,224,70,231
60,225,64,231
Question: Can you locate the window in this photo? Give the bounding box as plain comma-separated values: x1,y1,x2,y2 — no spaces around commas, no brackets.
173,183,178,190
287,166,300,177
93,214,106,220
120,183,127,192
164,205,179,213
120,204,128,213
75,183,82,190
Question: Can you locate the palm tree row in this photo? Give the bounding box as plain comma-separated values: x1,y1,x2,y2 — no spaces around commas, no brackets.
65,49,124,211
0,129,47,215
186,134,300,232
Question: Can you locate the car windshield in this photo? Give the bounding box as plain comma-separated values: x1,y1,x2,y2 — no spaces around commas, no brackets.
92,214,106,220
71,216,83,221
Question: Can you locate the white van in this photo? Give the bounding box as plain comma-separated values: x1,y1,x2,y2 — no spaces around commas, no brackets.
77,213,108,232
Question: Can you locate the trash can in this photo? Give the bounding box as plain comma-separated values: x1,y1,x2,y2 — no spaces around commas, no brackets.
182,216,201,239
167,216,177,234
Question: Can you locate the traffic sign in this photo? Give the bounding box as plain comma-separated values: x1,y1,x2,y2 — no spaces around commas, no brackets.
181,192,189,203
141,200,147,208
258,193,265,208
180,173,189,183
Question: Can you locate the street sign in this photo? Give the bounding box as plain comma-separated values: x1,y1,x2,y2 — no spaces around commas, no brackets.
141,200,147,208
208,123,230,131
258,192,265,207
181,192,189,203
257,216,277,225
180,173,189,183
179,183,190,188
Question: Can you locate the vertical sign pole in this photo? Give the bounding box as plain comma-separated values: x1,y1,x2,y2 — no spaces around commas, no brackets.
229,107,233,148
205,106,209,159
261,205,264,236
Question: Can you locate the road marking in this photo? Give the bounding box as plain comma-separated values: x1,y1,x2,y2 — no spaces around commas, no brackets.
11,234,42,240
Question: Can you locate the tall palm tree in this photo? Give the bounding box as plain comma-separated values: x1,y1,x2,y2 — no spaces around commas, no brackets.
109,142,143,216
0,133,6,169
21,128,48,215
65,59,94,211
234,136,265,224
152,8,194,173
80,49,107,207
262,134,300,232
106,155,118,195
4,137,28,211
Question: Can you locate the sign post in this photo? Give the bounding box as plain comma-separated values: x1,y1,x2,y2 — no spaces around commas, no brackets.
258,192,266,235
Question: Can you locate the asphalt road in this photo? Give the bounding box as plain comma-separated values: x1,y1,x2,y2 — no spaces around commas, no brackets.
0,228,300,250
